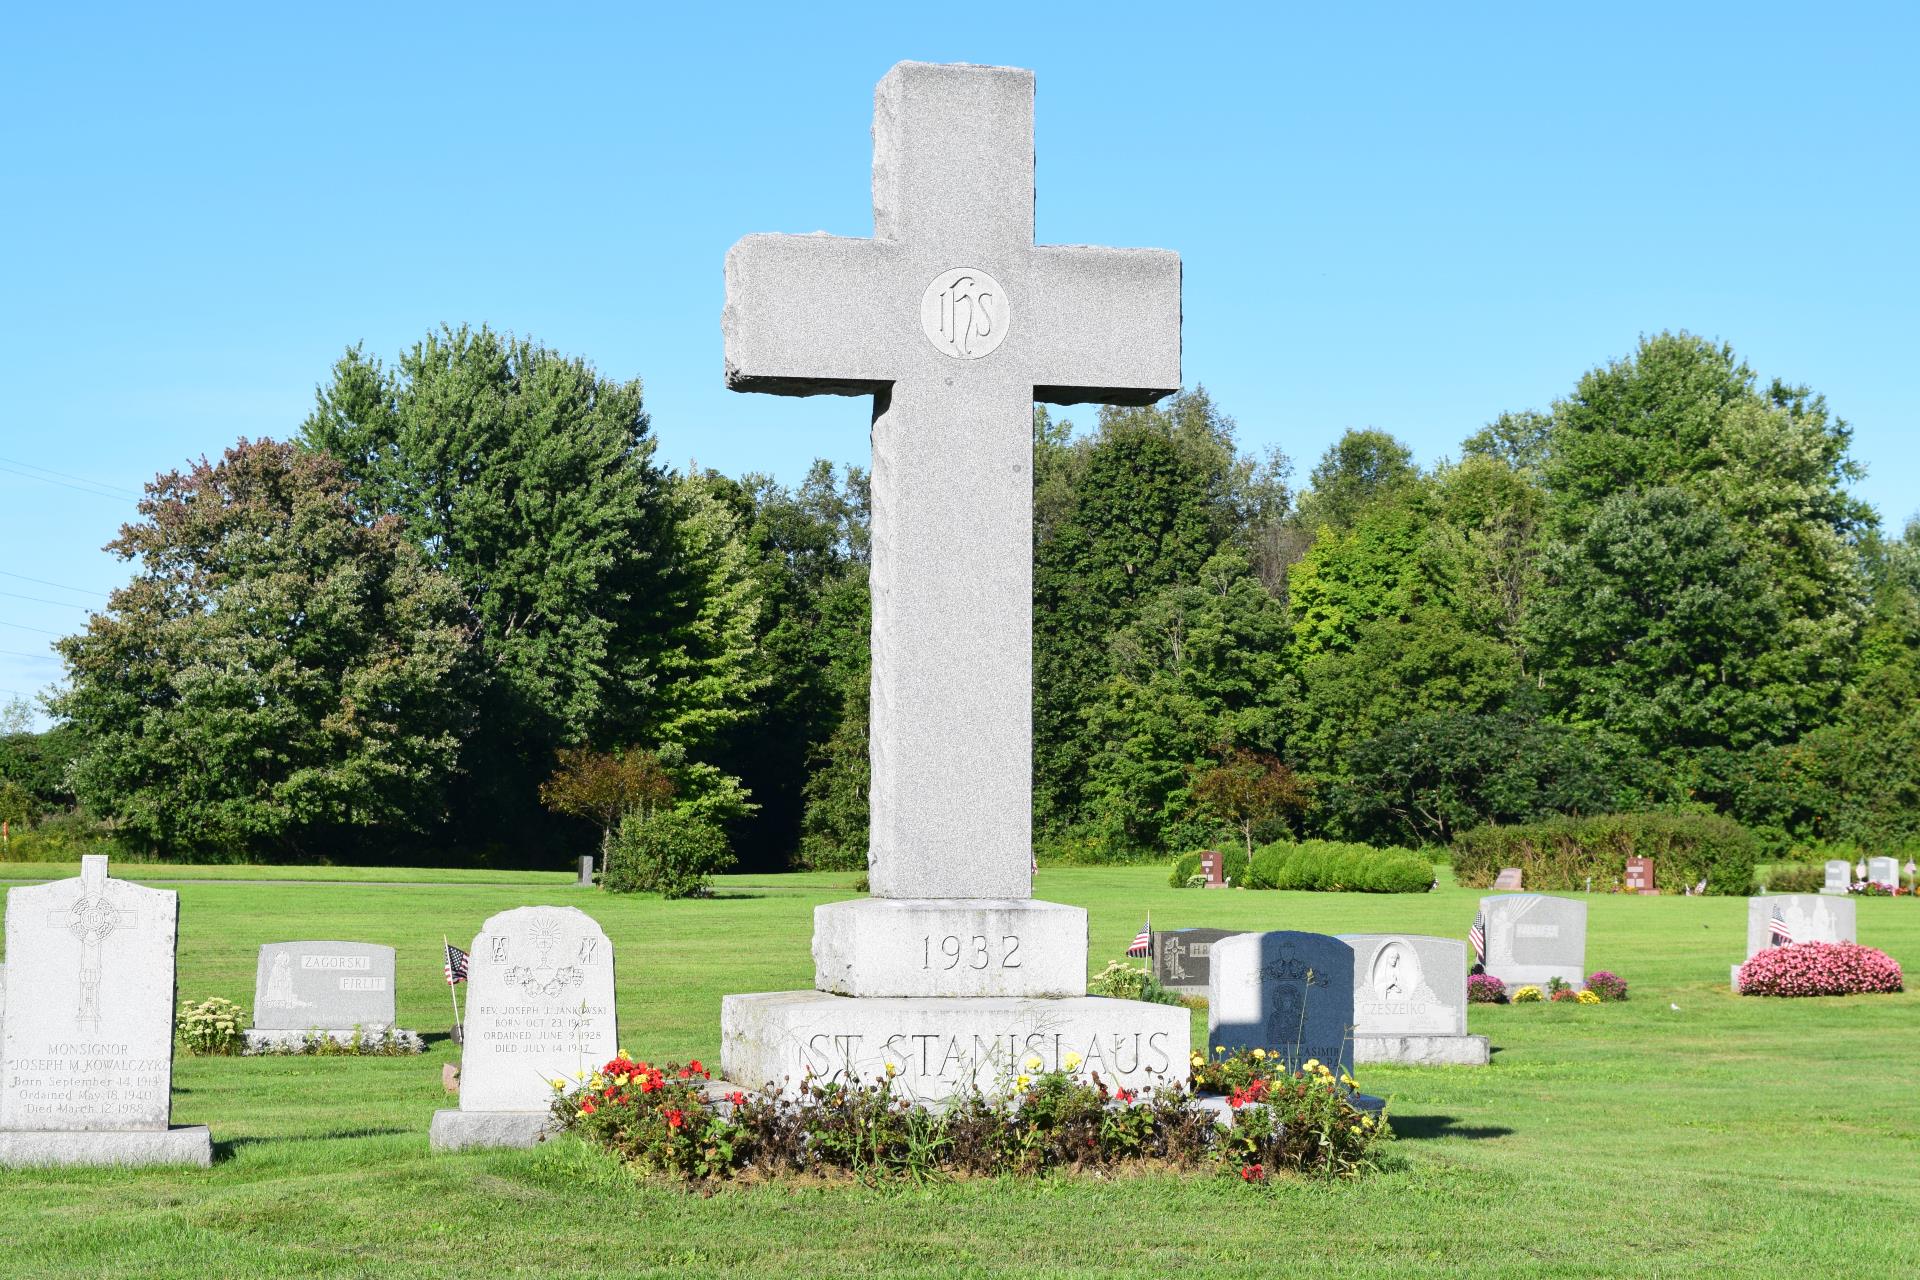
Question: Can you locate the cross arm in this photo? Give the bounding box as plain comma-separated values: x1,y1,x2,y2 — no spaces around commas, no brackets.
1025,245,1181,406
723,233,902,396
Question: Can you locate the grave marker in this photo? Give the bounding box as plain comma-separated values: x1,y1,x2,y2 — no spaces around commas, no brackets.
244,941,420,1051
1149,928,1241,998
1492,867,1524,891
1476,894,1587,990
0,856,211,1166
1822,860,1851,895
1339,934,1489,1066
1867,856,1899,889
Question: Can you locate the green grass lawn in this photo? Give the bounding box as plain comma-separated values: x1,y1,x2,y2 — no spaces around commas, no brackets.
1,864,1916,1279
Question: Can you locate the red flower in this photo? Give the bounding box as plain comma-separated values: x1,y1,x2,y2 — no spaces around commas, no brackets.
578,1099,597,1116
688,1059,707,1077
1239,1162,1265,1182
1115,1088,1135,1103
665,1109,685,1130
728,1091,747,1106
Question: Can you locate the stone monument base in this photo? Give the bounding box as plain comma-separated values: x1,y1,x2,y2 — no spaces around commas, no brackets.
812,898,1087,997
0,1125,212,1168
721,991,1190,1102
244,1027,424,1053
1352,1033,1490,1067
429,1109,557,1152
1819,888,1849,896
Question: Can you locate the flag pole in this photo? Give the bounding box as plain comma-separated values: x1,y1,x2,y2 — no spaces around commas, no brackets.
443,935,463,1039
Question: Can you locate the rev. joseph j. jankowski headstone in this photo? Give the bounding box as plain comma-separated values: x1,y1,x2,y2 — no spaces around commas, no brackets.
719,61,1189,1098
0,855,211,1167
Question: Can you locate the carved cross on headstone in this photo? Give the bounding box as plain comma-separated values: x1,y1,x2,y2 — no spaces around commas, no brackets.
45,855,138,1029
724,61,1181,898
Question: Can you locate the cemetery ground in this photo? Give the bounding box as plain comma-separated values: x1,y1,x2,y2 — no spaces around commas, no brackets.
0,866,1915,1280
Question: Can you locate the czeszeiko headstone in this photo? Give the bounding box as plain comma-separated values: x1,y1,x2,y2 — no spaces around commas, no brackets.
1150,928,1241,998
1339,934,1487,1066
718,61,1189,1099
244,941,420,1051
431,906,618,1151
1821,860,1851,895
1477,894,1587,990
0,856,211,1166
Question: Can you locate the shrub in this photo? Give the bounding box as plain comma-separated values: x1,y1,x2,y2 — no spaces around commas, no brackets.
1736,942,1904,997
604,809,734,898
1511,985,1543,1003
1451,812,1757,896
555,1048,1389,1184
1168,847,1251,889
1761,863,1826,894
1086,960,1187,1006
1244,840,1434,893
1466,973,1507,1004
177,997,247,1055
1585,970,1629,1001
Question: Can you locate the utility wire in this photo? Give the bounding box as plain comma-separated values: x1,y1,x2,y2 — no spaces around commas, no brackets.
0,647,58,661
0,454,144,499
0,570,108,599
0,620,69,636
0,589,90,611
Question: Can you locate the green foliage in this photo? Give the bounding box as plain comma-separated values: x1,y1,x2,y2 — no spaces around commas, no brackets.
603,807,734,898
1085,960,1187,1006
1167,846,1251,888
1244,840,1434,893
1451,812,1758,895
53,440,473,860
1761,864,1827,894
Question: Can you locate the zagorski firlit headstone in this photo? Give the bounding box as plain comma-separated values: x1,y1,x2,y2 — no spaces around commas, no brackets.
0,856,211,1166
244,941,421,1052
430,906,618,1151
718,62,1189,1099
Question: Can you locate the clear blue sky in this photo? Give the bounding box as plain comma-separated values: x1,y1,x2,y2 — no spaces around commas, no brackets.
2,2,1915,720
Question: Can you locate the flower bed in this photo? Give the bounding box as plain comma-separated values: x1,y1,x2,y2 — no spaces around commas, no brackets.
1466,973,1507,1004
552,1048,1389,1184
1735,942,1904,997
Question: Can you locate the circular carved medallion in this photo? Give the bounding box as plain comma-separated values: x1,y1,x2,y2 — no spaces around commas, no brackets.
920,267,1009,359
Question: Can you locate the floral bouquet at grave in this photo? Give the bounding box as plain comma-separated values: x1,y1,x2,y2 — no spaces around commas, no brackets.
1189,1046,1388,1182
1735,942,1904,997
1466,973,1508,1004
551,1052,747,1181
1585,971,1629,1002
1511,985,1544,1003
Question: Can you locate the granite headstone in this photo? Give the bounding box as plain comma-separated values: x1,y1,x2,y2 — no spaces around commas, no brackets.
1478,894,1587,990
1822,860,1851,895
1150,928,1240,997
1208,931,1354,1075
430,906,618,1151
1744,894,1856,960
245,941,418,1051
1867,856,1899,888
1339,934,1488,1066
0,856,210,1166
1492,867,1524,891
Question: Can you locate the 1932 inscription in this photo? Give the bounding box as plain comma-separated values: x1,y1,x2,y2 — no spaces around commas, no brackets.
922,934,1022,971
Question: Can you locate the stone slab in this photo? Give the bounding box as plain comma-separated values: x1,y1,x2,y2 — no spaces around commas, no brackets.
1,855,179,1132
1868,856,1899,887
1352,1034,1490,1067
1339,934,1469,1037
429,1109,556,1152
1822,860,1850,894
1477,894,1586,991
1150,928,1242,997
242,1027,423,1054
0,1124,211,1168
1744,894,1855,959
1208,932,1356,1077
458,906,618,1114
720,991,1188,1101
251,940,396,1031
813,898,1086,997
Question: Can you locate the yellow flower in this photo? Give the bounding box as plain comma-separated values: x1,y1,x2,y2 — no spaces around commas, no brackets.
1024,1054,1043,1072
1064,1052,1083,1071
1361,1115,1376,1128
1340,1074,1355,1087
1303,1058,1320,1072
1016,1074,1031,1088
617,1047,630,1059
1214,1045,1225,1055
1251,1048,1267,1061
590,1074,605,1089
1190,1053,1204,1067
551,1078,567,1092
884,1062,898,1076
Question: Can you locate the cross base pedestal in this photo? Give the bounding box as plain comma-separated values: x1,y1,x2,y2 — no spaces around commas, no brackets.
812,898,1087,998
429,1110,556,1152
720,990,1190,1102
0,1124,212,1168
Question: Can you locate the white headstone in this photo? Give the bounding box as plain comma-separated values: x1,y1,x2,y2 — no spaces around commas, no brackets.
1745,894,1856,959
0,856,210,1165
1477,894,1587,990
1338,934,1488,1067
1867,856,1899,888
715,62,1190,1100
1823,860,1851,894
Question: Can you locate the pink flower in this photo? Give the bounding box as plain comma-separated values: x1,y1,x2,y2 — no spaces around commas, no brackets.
1737,942,1903,997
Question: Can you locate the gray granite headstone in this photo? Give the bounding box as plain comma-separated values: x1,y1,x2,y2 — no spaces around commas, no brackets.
1339,935,1467,1037
1744,894,1856,959
1150,928,1241,997
1867,856,1899,888
431,905,618,1151
252,942,395,1031
1208,932,1355,1076
1492,867,1524,891
1478,894,1587,990
1822,860,1851,894
0,856,210,1166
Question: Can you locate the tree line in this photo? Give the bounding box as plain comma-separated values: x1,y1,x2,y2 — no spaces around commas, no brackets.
4,325,1915,867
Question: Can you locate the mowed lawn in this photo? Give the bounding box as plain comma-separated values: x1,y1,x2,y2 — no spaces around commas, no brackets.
0,863,1916,1280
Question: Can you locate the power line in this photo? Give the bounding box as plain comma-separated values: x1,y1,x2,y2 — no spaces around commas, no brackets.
0,589,90,612
0,454,144,499
0,462,135,503
0,620,68,636
0,570,108,599
0,647,58,661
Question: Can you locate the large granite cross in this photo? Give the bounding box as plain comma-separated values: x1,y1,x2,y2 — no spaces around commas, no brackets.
724,61,1181,899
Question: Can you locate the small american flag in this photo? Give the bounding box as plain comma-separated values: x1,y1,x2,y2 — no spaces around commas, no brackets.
1468,910,1487,965
443,942,470,985
1767,910,1793,947
1126,918,1151,958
